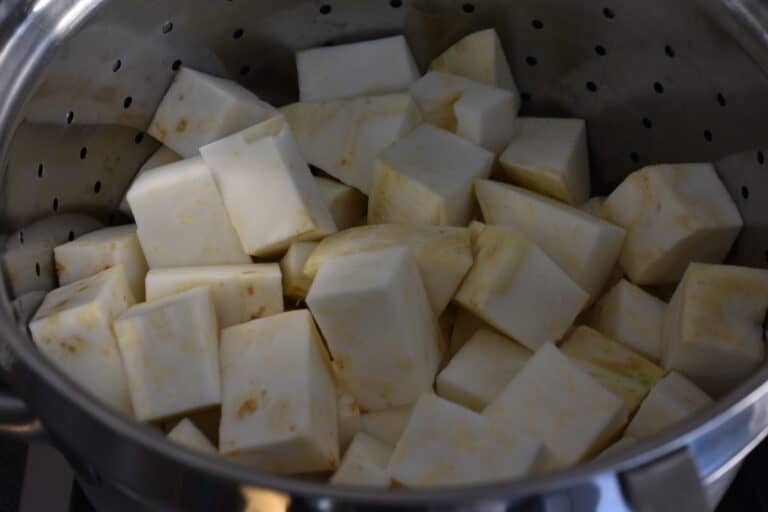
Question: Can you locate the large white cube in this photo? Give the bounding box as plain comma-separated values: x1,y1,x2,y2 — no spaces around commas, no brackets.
29,266,135,414
167,418,217,454
114,287,220,421
219,310,339,474
280,241,319,300
360,404,414,445
330,432,393,487
200,116,337,257
476,179,625,299
145,264,283,328
314,177,367,229
126,157,250,268
307,247,442,411
119,146,182,217
297,35,420,102
148,67,278,157
602,163,743,285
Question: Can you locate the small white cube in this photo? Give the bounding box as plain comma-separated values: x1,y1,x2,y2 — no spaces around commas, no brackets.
331,432,393,487
369,124,494,226
219,310,339,474
360,405,414,445
148,67,278,157
167,418,217,454
307,247,442,411
280,242,319,300
338,389,362,451
389,393,543,487
29,266,135,414
314,177,367,230
114,287,220,421
119,146,182,217
200,116,337,257
297,35,420,102
54,225,148,301
145,264,283,328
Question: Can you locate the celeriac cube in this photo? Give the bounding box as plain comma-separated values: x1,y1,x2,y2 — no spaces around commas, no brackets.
331,432,393,487
448,308,488,358
200,116,337,257
601,163,742,284
119,146,182,217
280,242,319,300
148,67,278,157
589,279,666,361
145,264,283,328
560,326,664,412
369,124,494,226
304,224,472,314
360,404,414,445
454,224,589,351
114,287,220,421
338,390,362,451
126,157,250,267
167,418,217,454
580,196,605,217
29,266,135,414
314,177,367,229
661,263,768,396
219,310,338,474
389,393,543,486
484,343,628,468
476,179,625,299
626,372,712,438
436,329,531,411
282,94,422,193
408,71,472,130
307,247,442,411
297,35,420,102
499,118,590,205
54,225,148,301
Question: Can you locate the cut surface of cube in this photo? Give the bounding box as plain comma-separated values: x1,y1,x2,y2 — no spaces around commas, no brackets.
476,179,625,299
145,264,283,328
369,124,494,226
200,116,337,257
167,418,217,454
360,405,414,445
304,224,472,314
499,118,590,205
282,94,422,193
389,393,542,487
55,224,148,302
314,177,367,229
454,224,588,351
114,287,220,421
338,390,362,451
148,67,278,157
589,279,666,361
119,146,182,217
29,266,135,415
330,432,392,487
560,326,664,412
601,163,742,285
281,242,319,300
661,263,768,396
307,247,442,411
297,35,420,102
626,372,712,439
437,329,531,411
484,343,628,468
127,157,250,268
219,310,338,474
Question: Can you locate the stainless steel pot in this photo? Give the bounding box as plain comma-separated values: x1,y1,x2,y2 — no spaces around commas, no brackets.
1,0,768,510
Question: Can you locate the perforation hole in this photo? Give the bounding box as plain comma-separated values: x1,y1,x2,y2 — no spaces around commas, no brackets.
653,82,664,94
603,7,615,19
162,21,173,34
94,181,102,194
717,93,727,107
52,198,59,212
79,147,88,160
319,4,332,14
642,118,652,129
704,129,713,142
68,231,75,242
112,60,121,72
172,59,182,71
462,3,475,13
758,151,765,165
35,262,40,277
532,19,544,29
123,96,133,109
586,81,598,92
37,163,44,178
595,45,606,56
390,0,402,7
742,186,750,199
240,65,251,76
665,45,676,58
134,132,144,144
525,56,538,66
66,111,74,124
233,28,244,39
630,152,640,163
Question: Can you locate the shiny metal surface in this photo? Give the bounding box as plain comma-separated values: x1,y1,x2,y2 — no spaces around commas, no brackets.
0,0,766,510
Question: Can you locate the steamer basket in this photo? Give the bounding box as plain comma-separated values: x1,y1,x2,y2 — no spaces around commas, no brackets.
1,0,768,510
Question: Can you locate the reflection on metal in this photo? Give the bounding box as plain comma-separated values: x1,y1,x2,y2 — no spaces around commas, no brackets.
241,487,291,512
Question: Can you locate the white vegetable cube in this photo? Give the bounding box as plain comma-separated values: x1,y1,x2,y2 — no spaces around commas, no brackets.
338,390,362,451
29,266,135,414
484,343,628,468
145,264,283,328
437,329,531,411
307,247,442,411
626,372,712,438
54,225,148,301
304,224,472,315
219,310,338,474
167,418,217,454
126,157,250,268
282,94,422,194
454,224,589,351
589,279,666,361
389,393,543,486
114,287,220,421
314,177,367,230
200,116,337,257
499,118,590,205
661,263,768,396
476,179,625,299
602,163,742,285
360,405,414,445
280,242,318,300
409,71,473,131
580,196,605,217
148,67,278,157
369,125,494,226
331,432,393,487
297,35,420,102
119,146,182,217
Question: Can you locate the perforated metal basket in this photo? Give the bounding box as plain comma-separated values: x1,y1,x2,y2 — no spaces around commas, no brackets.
1,0,768,510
